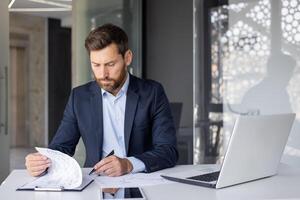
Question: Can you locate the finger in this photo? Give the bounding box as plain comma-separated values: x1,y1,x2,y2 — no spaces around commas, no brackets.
96,162,114,174
98,156,114,166
102,166,117,176
102,159,124,176
30,163,50,172
29,168,46,177
108,171,121,177
26,153,48,161
26,152,44,159
26,159,51,168
95,157,114,169
108,163,124,177
31,170,45,177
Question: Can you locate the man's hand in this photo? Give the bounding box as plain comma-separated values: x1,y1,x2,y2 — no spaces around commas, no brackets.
93,155,133,177
25,152,51,177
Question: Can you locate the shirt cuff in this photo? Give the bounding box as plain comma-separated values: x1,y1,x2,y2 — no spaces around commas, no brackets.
126,157,146,173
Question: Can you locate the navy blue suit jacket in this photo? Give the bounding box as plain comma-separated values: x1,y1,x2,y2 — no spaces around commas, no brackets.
49,74,178,172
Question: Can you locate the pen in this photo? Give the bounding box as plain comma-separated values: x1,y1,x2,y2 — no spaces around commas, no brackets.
89,150,114,175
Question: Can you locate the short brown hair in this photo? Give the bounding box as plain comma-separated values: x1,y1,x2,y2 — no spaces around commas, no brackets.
84,23,129,57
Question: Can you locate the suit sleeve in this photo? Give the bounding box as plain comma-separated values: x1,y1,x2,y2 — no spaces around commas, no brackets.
48,90,81,156
134,84,178,172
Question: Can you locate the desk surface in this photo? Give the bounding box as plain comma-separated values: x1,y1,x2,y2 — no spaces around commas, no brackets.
1,164,300,200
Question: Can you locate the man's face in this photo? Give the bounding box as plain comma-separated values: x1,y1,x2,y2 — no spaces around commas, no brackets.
90,43,132,95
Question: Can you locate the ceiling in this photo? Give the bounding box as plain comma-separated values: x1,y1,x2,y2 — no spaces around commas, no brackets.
8,0,72,20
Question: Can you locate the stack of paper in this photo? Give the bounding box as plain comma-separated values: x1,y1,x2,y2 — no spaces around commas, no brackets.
18,147,90,191
33,147,83,189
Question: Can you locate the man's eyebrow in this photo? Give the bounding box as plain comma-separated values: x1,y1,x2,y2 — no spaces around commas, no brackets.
91,59,117,65
91,61,100,65
104,59,117,65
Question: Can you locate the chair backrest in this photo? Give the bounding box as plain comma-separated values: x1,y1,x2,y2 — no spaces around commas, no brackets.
169,102,182,130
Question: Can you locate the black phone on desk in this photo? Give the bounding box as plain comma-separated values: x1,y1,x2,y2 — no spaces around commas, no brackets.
101,187,146,200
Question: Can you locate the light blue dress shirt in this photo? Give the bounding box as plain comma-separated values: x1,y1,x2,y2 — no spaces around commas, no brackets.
101,73,146,173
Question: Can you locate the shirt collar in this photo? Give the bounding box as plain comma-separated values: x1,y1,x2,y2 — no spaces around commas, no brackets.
101,72,130,97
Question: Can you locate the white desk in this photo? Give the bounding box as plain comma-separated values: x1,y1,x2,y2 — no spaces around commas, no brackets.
1,164,300,200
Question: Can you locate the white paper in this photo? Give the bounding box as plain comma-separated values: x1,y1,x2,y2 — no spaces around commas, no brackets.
24,147,83,189
95,171,172,187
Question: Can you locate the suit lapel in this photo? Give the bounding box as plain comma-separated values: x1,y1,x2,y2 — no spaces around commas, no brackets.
89,82,103,161
124,75,139,154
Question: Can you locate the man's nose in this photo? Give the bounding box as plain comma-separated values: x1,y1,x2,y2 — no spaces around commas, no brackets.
100,67,109,78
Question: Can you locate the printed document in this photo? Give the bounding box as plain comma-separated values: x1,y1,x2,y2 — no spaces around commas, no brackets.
95,171,172,187
18,147,89,190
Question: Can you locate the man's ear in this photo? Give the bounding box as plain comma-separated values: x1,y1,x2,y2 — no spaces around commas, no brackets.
124,50,133,66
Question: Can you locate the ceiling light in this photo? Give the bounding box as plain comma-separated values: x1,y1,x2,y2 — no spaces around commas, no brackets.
9,8,71,12
8,0,16,8
28,0,72,9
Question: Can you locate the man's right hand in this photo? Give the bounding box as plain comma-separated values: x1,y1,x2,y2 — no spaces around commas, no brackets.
25,152,51,177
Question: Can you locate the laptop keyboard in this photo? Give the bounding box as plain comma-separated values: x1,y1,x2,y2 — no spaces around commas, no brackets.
187,171,220,182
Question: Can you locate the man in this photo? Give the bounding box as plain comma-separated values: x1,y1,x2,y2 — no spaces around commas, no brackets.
25,24,178,177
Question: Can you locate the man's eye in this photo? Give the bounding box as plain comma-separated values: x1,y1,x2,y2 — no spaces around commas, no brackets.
107,62,115,67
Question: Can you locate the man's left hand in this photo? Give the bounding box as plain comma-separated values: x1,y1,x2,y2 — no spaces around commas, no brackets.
93,155,133,177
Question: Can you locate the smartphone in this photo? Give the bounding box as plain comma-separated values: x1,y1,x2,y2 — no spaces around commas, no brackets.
101,187,146,200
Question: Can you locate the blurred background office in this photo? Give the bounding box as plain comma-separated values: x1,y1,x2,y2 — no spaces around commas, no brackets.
1,0,300,183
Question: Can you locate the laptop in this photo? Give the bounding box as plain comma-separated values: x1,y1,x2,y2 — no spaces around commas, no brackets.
162,113,296,189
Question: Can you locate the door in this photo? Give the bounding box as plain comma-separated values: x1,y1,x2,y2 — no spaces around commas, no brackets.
0,0,10,182
10,45,29,147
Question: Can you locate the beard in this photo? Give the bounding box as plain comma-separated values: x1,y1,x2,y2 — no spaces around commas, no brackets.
95,70,127,95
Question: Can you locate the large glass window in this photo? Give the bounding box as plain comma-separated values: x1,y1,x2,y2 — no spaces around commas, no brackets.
194,0,300,166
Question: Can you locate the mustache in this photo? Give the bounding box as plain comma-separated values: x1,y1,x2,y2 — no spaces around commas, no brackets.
98,78,114,81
